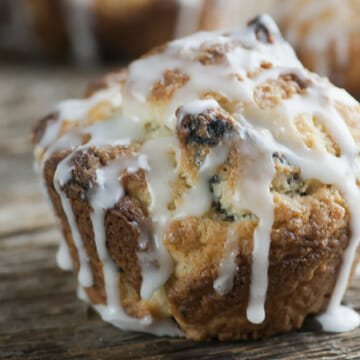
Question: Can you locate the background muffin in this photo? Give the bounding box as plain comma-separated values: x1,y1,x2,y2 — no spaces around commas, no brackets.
0,0,275,63
275,0,360,97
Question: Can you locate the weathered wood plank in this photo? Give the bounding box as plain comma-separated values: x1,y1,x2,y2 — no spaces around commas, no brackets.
0,152,55,236
0,198,55,237
0,228,360,359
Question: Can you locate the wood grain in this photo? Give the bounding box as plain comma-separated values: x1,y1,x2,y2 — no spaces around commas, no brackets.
1,62,360,359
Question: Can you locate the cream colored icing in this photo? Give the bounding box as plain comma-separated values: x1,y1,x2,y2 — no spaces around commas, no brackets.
56,238,74,271
39,85,122,149
213,227,239,295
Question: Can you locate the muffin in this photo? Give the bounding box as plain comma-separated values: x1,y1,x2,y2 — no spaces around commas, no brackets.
275,0,360,97
33,15,360,340
1,0,275,63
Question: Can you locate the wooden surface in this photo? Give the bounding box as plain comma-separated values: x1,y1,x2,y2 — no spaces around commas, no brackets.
1,62,360,360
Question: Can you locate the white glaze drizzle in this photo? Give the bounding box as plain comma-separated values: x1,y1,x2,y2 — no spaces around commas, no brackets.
89,154,181,335
56,238,74,271
315,305,360,333
40,85,122,149
213,227,239,295
54,158,93,287
139,138,176,299
41,112,144,282
51,112,144,282
174,140,229,219
175,100,230,216
38,15,360,335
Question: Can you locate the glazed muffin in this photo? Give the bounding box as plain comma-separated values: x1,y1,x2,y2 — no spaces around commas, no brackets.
33,15,360,340
1,0,275,63
275,0,360,97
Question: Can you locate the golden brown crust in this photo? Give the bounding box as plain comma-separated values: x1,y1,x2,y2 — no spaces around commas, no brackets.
194,43,231,66
164,185,350,340
254,73,309,110
105,196,148,294
40,130,354,340
149,69,190,103
32,111,59,144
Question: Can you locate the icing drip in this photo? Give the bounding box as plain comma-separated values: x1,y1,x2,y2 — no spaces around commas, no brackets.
88,154,181,335
49,114,144,285
54,158,93,287
175,0,204,39
139,138,176,299
234,128,276,324
139,99,230,300
0,0,38,54
214,227,239,295
49,116,182,335
56,238,74,271
316,305,360,333
89,153,149,260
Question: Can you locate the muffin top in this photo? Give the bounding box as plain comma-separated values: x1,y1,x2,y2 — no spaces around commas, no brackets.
34,15,360,332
